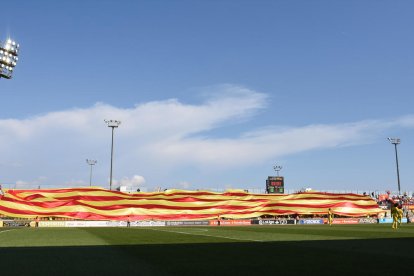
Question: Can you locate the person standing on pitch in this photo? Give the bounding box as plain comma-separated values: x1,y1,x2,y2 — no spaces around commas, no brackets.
391,203,399,230
127,216,131,227
328,208,333,226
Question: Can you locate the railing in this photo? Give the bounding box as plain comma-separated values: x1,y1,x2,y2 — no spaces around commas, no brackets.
0,182,412,197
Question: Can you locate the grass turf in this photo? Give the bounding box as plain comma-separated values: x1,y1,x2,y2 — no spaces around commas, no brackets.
0,224,413,275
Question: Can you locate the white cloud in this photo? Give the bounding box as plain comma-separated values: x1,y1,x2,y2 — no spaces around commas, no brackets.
114,175,146,187
177,181,191,189
148,119,394,167
12,177,48,189
0,84,413,188
63,180,88,187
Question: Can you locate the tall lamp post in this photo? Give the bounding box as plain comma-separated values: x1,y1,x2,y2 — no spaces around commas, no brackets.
273,165,283,176
0,38,20,79
105,119,121,190
86,159,97,187
387,137,401,194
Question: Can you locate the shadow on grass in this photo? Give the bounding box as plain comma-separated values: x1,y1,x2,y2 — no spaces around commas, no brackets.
0,238,413,275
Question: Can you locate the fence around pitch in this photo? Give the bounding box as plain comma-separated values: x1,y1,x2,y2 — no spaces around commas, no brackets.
0,183,412,197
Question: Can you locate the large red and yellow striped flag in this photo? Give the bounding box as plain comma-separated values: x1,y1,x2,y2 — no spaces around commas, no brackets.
0,187,382,220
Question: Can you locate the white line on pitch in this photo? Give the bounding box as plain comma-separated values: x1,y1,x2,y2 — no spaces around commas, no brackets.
0,229,14,234
149,228,264,242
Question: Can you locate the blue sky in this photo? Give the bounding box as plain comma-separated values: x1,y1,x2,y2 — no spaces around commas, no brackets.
1,0,414,192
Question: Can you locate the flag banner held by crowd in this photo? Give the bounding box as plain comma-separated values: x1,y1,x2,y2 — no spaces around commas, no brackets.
0,187,383,220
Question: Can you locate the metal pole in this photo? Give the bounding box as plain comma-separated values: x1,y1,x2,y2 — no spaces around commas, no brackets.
86,159,97,187
273,165,282,177
89,164,93,186
109,126,114,190
394,143,401,194
105,119,121,191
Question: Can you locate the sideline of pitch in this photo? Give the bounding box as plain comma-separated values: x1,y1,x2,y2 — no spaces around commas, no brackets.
148,227,265,242
0,229,14,235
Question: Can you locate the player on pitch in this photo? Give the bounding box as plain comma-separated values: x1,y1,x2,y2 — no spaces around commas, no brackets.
397,206,404,227
391,203,399,230
328,208,333,226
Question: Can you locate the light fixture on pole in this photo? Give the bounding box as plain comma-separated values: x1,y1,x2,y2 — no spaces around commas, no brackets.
104,119,121,190
0,38,20,79
387,137,401,194
273,165,283,176
86,159,97,187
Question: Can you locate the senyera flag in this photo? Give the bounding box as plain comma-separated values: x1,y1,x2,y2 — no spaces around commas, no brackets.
0,187,382,221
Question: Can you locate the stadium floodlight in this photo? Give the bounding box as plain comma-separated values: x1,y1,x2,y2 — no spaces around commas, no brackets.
387,137,401,194
0,38,20,79
104,119,121,190
86,159,97,187
273,165,283,176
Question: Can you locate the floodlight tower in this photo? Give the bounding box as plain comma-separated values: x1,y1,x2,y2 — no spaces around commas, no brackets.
0,38,20,79
104,119,121,190
387,137,401,194
273,165,283,176
86,159,97,187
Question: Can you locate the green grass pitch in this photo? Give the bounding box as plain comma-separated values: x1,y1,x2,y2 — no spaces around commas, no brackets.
1,224,413,275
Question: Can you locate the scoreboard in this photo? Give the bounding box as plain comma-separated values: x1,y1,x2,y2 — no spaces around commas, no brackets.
266,176,284,194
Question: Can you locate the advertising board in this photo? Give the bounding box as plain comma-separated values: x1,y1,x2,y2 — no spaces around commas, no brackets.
166,221,210,226
378,218,408,224
251,219,295,225
1,220,31,227
131,221,166,227
39,221,66,227
298,219,324,225
358,218,378,224
64,221,126,227
209,220,251,226
331,218,359,224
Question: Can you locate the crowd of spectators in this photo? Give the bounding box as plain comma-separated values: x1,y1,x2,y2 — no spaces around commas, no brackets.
368,191,413,222
371,191,414,207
